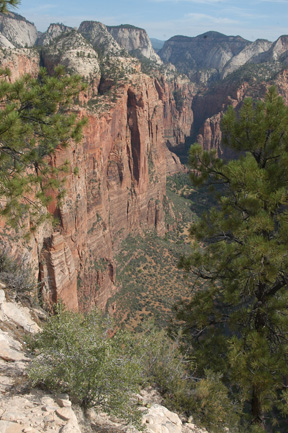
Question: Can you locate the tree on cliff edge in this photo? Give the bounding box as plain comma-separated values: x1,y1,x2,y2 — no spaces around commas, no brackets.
0,66,86,230
0,0,87,230
177,87,288,432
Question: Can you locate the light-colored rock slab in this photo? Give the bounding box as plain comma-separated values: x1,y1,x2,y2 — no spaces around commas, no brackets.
0,289,6,303
1,302,40,333
0,420,23,433
59,419,82,433
142,404,182,433
56,407,77,422
0,330,28,362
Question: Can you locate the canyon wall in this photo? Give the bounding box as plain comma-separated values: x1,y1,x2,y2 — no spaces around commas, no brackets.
3,14,288,313
0,45,194,312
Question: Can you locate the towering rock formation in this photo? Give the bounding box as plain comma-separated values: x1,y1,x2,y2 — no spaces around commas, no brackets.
2,11,288,313
40,72,170,311
78,21,123,56
41,29,101,86
107,25,162,64
35,23,73,46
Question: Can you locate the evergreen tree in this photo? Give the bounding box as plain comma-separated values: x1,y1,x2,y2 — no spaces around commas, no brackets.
0,66,86,229
0,0,19,13
177,87,288,431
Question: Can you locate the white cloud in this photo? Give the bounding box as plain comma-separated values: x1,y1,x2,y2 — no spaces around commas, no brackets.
185,12,238,24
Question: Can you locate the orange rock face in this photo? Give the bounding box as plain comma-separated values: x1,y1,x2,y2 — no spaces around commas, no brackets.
0,49,193,312
43,75,169,311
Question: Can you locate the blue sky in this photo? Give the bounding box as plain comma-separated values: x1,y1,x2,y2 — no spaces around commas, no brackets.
17,0,288,42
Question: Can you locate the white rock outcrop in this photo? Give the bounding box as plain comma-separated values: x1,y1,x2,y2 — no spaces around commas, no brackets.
142,404,182,433
107,25,162,64
0,12,38,47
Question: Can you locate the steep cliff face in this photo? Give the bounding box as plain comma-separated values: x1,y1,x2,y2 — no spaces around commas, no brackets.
0,46,39,79
159,75,195,153
38,73,172,311
107,25,162,64
5,15,288,314
193,68,288,156
0,35,193,311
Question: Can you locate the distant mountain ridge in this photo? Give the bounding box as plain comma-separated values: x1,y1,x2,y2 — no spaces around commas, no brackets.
1,12,288,83
159,31,265,83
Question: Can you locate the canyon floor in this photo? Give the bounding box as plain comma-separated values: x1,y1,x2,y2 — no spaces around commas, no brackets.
108,172,213,330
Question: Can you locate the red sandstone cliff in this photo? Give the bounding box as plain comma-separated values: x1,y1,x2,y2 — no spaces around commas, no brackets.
3,30,287,313
0,48,193,312
43,75,169,311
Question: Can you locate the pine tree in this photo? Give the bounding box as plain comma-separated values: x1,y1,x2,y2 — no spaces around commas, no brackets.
0,66,87,229
0,0,87,229
0,0,20,13
177,87,288,432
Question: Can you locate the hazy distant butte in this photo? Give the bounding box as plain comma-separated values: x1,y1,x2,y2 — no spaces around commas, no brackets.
221,39,272,78
250,35,288,63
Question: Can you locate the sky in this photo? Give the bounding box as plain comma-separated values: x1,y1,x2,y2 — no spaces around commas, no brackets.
17,0,288,43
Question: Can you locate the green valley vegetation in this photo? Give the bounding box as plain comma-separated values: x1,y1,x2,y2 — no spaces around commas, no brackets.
176,87,288,432
27,306,190,428
0,65,87,230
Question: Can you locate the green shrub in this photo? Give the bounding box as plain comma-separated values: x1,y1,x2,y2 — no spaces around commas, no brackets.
134,321,193,412
28,306,143,427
